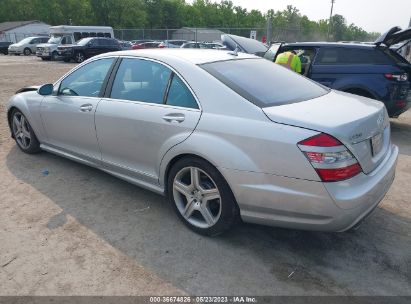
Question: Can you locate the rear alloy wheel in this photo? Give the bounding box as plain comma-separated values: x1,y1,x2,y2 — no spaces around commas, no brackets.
168,157,239,236
11,110,41,154
23,48,31,56
75,52,85,63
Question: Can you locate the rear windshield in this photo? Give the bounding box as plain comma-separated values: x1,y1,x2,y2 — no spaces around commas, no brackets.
201,58,329,107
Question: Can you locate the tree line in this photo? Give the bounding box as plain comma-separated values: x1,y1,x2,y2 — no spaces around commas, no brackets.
0,0,380,42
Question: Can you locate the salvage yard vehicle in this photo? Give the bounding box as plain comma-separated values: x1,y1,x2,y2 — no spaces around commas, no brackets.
8,36,49,56
263,27,411,118
36,25,114,61
6,49,398,236
57,37,121,63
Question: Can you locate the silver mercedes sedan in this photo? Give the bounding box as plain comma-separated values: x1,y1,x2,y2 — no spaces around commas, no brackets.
6,49,398,236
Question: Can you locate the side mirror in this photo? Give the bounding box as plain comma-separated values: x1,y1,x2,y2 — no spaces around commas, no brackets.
38,84,54,96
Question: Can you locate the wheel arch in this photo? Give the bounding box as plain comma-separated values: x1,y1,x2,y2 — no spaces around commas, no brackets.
337,84,379,100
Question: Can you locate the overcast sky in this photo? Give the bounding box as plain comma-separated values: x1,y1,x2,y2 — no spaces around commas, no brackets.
187,0,411,33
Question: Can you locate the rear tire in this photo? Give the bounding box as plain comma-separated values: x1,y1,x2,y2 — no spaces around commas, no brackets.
74,52,85,63
23,48,31,56
11,109,41,154
167,157,240,236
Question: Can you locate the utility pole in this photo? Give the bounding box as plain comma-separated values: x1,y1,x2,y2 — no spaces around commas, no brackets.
327,0,335,41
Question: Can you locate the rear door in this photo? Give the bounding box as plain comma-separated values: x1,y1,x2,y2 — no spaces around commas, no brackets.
96,57,201,184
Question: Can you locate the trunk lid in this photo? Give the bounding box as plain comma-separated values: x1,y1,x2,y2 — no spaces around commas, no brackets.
262,90,390,174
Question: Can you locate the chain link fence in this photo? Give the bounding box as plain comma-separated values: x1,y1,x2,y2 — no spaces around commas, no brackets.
1,27,327,44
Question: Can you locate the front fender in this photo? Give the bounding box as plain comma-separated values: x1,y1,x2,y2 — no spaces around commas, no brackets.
7,92,46,142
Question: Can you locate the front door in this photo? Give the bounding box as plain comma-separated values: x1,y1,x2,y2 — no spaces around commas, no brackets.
95,58,201,184
40,57,115,161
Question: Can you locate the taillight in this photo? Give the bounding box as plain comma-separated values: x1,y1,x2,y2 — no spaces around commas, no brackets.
298,133,362,182
384,73,408,82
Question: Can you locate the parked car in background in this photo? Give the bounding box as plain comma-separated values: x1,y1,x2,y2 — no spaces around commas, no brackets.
205,42,227,50
221,34,269,57
181,42,208,49
36,25,114,61
159,40,187,48
131,39,153,45
57,37,121,63
0,42,12,55
8,36,49,56
132,41,162,49
6,49,398,235
264,27,411,118
119,40,133,50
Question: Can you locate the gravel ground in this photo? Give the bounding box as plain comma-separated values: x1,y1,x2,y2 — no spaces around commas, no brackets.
0,55,410,296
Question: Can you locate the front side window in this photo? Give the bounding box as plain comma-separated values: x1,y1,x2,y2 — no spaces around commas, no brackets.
110,58,171,104
201,58,328,107
59,58,114,97
166,75,198,109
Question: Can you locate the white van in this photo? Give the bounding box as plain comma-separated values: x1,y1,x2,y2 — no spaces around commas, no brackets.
36,25,114,60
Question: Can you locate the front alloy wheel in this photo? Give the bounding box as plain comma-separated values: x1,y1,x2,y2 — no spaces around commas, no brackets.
11,110,41,154
168,157,239,236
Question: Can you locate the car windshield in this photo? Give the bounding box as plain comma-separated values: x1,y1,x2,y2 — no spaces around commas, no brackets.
201,58,329,108
47,36,63,44
76,38,93,46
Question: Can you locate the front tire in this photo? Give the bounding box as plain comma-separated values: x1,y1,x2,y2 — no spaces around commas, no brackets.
23,48,31,56
167,157,240,236
51,51,58,61
11,110,41,154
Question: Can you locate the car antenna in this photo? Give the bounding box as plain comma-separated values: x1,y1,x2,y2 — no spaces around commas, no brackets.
228,44,240,56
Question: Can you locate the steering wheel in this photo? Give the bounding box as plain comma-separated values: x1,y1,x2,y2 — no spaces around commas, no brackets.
61,87,78,96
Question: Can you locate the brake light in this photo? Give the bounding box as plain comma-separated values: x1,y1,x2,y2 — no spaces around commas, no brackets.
396,100,407,108
384,73,408,82
298,133,362,182
299,133,342,147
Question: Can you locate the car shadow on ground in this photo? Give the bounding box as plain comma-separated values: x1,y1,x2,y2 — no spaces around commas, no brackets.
5,146,411,296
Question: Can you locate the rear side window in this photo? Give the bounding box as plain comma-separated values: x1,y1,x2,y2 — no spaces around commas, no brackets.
201,58,328,107
166,75,198,109
316,47,393,65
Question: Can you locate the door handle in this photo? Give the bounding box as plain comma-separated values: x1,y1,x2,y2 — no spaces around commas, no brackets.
80,104,93,112
162,113,185,123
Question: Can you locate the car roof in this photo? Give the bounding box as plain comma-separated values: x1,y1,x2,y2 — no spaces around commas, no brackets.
96,48,257,65
284,42,376,49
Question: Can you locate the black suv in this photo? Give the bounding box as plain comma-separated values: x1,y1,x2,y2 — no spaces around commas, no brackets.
223,27,411,118
264,27,411,118
58,37,121,63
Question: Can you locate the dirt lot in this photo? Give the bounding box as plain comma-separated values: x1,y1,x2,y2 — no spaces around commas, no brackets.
0,55,410,296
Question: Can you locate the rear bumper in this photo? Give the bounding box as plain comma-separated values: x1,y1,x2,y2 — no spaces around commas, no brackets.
220,144,398,232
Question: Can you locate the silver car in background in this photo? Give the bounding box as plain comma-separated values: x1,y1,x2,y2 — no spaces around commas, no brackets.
6,49,398,236
8,36,49,56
